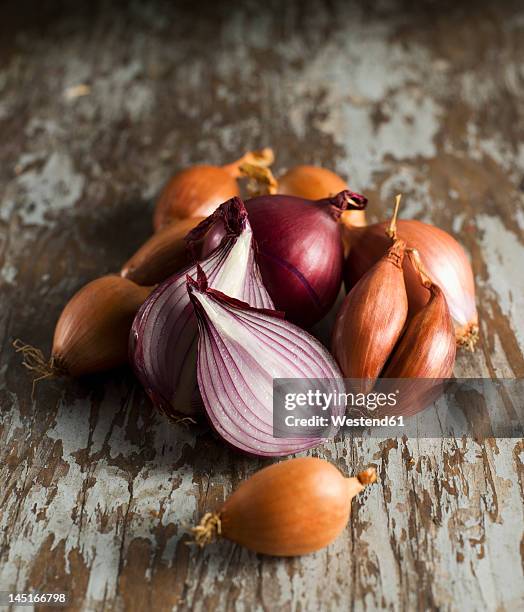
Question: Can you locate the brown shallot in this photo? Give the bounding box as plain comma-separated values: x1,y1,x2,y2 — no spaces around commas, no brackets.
15,276,152,382
332,239,408,392
192,457,377,556
383,249,456,380
153,148,274,231
380,249,457,416
121,216,205,285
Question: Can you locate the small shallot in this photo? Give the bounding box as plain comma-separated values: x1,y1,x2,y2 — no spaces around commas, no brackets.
15,276,152,383
153,148,273,231
192,457,377,556
332,239,408,392
381,249,456,416
383,249,456,379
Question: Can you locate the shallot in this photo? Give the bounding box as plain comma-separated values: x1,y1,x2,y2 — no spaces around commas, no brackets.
342,201,478,349
332,239,408,392
192,457,377,556
153,148,273,230
15,276,152,382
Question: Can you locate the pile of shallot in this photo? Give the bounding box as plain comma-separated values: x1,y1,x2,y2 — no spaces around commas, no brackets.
15,148,479,556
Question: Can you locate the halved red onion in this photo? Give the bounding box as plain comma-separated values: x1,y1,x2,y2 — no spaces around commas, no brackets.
187,270,345,457
130,198,273,418
202,190,368,328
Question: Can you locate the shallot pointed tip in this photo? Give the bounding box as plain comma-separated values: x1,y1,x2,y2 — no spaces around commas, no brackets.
386,193,403,240
356,467,377,486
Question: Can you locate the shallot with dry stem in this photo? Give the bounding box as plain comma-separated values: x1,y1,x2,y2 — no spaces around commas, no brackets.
332,238,408,392
192,457,377,556
153,148,274,231
342,195,478,349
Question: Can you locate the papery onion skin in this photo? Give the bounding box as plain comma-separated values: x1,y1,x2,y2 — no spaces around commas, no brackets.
153,149,274,231
153,166,239,231
332,240,408,392
242,190,367,327
380,279,456,418
383,283,456,379
187,272,345,456
121,217,204,285
278,165,367,229
192,458,377,556
343,219,478,348
53,276,153,377
130,198,273,418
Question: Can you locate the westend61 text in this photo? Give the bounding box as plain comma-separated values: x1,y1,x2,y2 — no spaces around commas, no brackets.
284,414,405,428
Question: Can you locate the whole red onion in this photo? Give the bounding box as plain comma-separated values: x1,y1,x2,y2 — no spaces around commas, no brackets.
342,219,478,349
204,190,367,327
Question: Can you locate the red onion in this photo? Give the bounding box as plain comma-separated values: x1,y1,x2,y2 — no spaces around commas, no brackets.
342,218,478,349
187,269,345,457
203,190,367,327
130,198,273,418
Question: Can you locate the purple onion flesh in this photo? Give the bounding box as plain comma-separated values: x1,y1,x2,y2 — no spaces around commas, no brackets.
187,269,345,457
130,197,273,418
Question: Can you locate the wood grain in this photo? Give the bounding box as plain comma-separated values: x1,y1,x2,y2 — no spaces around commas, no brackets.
1,1,524,610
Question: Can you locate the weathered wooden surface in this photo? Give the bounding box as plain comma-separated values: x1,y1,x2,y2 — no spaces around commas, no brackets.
1,1,524,610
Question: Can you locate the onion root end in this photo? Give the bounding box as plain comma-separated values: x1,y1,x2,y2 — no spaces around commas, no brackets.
191,512,222,547
456,322,479,351
12,339,65,399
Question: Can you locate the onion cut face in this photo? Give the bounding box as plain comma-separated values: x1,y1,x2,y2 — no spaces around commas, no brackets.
130,197,273,418
187,270,345,457
343,220,478,349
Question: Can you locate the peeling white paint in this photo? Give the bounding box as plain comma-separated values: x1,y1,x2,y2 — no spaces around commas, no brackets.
477,214,524,347
15,152,85,226
1,263,17,284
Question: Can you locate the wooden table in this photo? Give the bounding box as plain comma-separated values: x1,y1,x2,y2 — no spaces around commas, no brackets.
1,1,523,610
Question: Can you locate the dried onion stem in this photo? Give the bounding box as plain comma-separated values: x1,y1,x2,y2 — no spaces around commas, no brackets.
239,163,278,196
222,147,274,178
386,194,402,240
